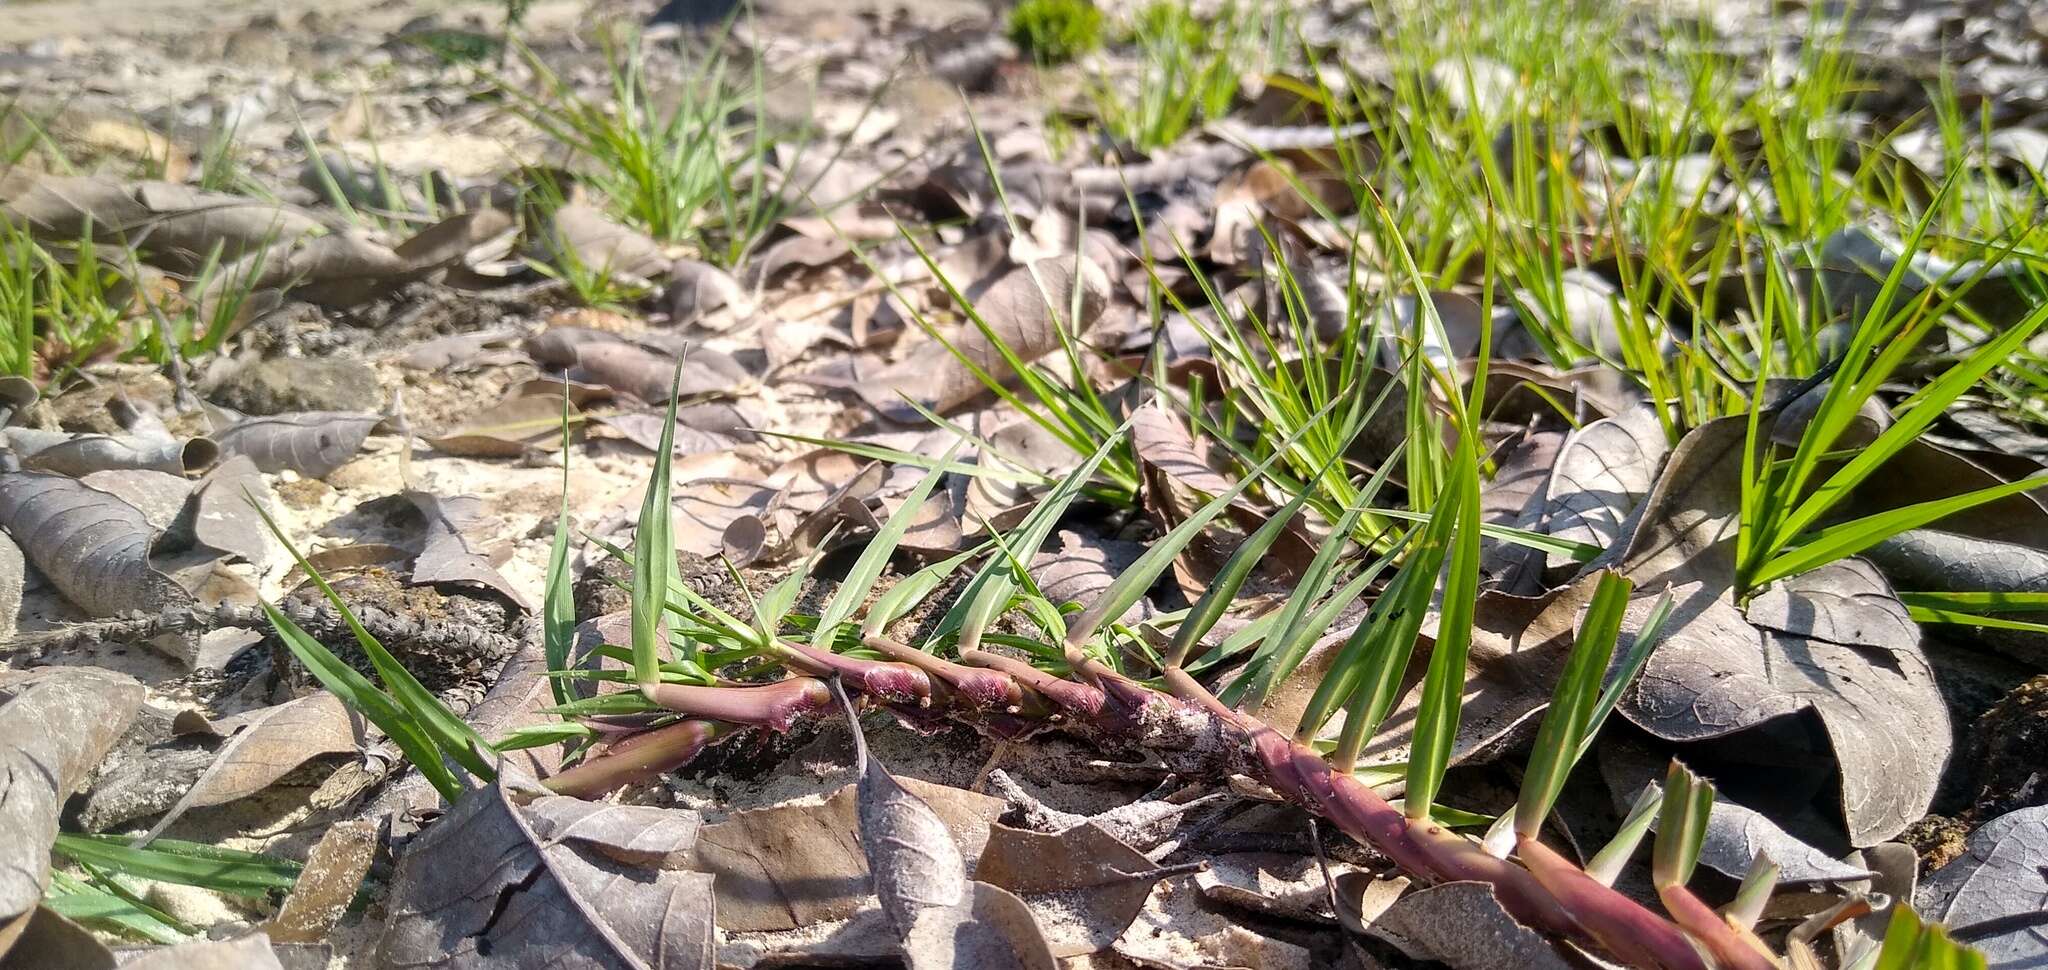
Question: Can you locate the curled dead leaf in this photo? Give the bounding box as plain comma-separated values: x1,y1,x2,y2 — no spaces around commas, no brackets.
3,428,218,476
214,412,381,479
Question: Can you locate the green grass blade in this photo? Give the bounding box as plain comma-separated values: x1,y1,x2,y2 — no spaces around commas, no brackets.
1769,299,2048,560
492,721,596,751
934,425,1128,642
1895,590,2048,613
52,835,300,899
1514,570,1631,837
262,603,464,801
1161,474,1320,668
1753,475,2048,587
863,547,982,641
1295,505,1454,743
250,499,494,785
761,430,1045,486
543,385,577,708
1402,443,1483,817
1871,907,1988,970
1585,787,1662,886
584,532,760,649
45,870,193,943
632,358,688,687
1065,399,1340,650
1652,760,1713,889
1366,506,1602,560
816,441,964,647
1576,591,1674,762
1903,603,2048,635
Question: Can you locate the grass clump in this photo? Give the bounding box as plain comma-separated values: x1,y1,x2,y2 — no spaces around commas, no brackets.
500,27,874,269
1092,1,1283,152
1009,0,1104,66
0,220,269,388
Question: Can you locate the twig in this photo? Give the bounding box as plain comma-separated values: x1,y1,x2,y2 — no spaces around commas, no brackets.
11,597,526,670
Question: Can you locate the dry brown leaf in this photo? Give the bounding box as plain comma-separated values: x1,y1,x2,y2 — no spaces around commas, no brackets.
74,469,191,534
1209,156,1352,266
3,428,217,476
900,881,1056,970
685,777,1004,932
857,258,1106,422
591,403,754,458
524,798,705,869
1841,438,2048,550
391,329,527,373
0,173,325,273
0,533,20,644
181,455,279,569
539,203,671,283
377,769,715,969
137,693,361,843
1914,804,2048,967
1534,404,1669,579
839,686,1055,970
673,479,778,559
0,669,146,956
1477,429,1564,594
1362,881,1577,970
0,906,114,970
423,394,577,458
0,377,35,426
1031,529,1151,623
524,329,751,404
977,822,1189,957
0,469,196,659
264,820,376,945
667,258,753,327
406,492,532,611
965,420,1075,531
116,936,301,970
1130,402,1311,577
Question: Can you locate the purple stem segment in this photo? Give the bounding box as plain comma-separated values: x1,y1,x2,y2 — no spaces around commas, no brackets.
1657,882,1781,970
542,718,735,799
640,678,830,732
1163,667,1705,970
959,649,1106,716
774,640,930,705
1518,836,1713,970
864,636,1034,713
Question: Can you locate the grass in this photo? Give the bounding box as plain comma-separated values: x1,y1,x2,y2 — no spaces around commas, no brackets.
17,0,2026,960
298,120,456,236
1009,0,1103,66
1263,0,2048,437
1086,0,2048,592
253,326,1995,963
0,223,129,385
0,222,272,388
497,27,880,270
43,835,305,944
1090,1,1286,152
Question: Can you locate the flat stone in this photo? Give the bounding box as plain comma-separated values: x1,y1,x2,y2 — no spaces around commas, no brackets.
209,357,382,415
